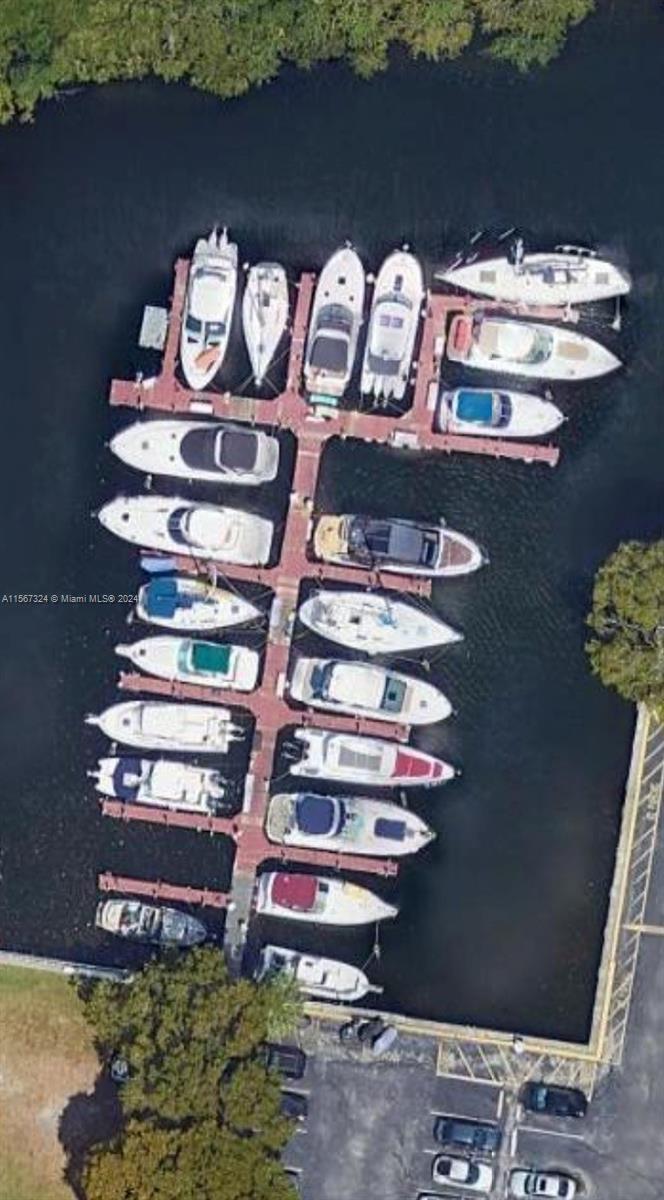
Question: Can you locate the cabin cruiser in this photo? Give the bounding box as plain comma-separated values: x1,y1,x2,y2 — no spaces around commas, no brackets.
304,246,365,398
298,589,462,654
256,944,377,1003
110,420,279,485
437,387,564,439
361,249,424,400
438,241,631,306
96,898,207,946
180,227,238,390
98,496,273,566
255,871,397,925
115,636,260,692
265,792,435,857
288,728,455,788
446,313,621,381
242,262,289,385
85,700,241,754
289,657,452,725
90,756,229,815
135,576,260,631
313,514,483,578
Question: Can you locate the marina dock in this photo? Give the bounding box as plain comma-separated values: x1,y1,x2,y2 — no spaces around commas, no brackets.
104,256,562,965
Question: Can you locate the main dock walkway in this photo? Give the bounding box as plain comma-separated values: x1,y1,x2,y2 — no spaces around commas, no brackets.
104,257,561,965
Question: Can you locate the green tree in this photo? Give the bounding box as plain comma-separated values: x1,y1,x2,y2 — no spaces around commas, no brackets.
586,540,664,711
77,947,301,1200
475,0,594,71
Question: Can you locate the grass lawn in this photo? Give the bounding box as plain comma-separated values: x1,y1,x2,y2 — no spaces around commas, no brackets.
0,965,98,1200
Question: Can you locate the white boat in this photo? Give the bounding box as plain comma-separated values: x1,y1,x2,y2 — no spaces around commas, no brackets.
446,313,621,381
313,514,483,578
242,263,289,385
180,227,238,390
438,242,631,306
255,871,397,925
135,576,260,631
304,246,365,398
110,420,280,485
265,792,435,857
96,898,207,946
98,496,273,566
116,636,260,692
361,249,424,400
90,756,228,815
437,387,564,439
85,700,241,754
256,944,377,1002
298,589,462,654
288,728,455,788
289,657,452,725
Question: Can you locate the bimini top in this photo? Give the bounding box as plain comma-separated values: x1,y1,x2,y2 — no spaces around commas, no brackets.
184,642,232,675
296,793,343,837
270,872,319,912
455,390,494,424
144,577,195,619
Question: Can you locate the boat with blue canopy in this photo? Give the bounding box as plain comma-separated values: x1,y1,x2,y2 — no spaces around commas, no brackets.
437,386,564,439
135,575,260,631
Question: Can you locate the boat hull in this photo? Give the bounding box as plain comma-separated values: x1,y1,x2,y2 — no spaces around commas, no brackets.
257,944,374,1002
304,247,365,398
98,495,273,566
115,636,260,692
440,250,631,306
313,515,484,578
255,872,397,925
265,792,435,857
91,756,227,814
361,250,424,401
437,387,564,439
289,656,452,725
136,577,260,631
180,229,238,390
446,314,621,381
298,590,462,654
85,700,239,754
289,728,455,788
242,263,289,385
110,420,279,485
96,899,207,945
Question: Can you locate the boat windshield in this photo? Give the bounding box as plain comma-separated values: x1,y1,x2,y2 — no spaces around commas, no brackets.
310,662,334,700
167,507,193,545
496,394,513,427
522,327,554,364
379,676,406,713
185,315,202,335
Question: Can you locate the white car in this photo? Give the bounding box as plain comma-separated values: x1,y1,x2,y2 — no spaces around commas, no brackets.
432,1154,494,1192
509,1169,578,1198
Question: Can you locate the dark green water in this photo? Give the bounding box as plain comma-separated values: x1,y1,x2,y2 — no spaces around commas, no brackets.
0,0,662,1039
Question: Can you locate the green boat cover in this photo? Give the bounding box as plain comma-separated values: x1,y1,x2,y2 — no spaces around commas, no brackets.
182,641,232,676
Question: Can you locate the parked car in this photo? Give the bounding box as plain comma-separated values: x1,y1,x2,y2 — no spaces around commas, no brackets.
259,1043,306,1080
433,1117,502,1155
280,1090,308,1121
521,1082,588,1119
433,1154,495,1192
509,1168,578,1198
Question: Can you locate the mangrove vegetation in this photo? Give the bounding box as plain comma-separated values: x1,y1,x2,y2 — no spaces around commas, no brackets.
0,0,595,124
587,540,664,712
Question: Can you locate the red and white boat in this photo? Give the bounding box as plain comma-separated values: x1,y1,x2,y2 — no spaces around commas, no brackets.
256,871,397,925
288,728,456,788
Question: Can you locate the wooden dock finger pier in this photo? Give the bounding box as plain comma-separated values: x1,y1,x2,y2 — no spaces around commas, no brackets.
102,257,561,966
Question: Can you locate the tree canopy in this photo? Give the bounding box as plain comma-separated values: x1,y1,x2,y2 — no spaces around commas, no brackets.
586,540,664,712
0,0,596,124
78,946,301,1200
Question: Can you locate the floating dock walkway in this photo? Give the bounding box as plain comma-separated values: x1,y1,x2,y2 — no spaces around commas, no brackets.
104,257,561,965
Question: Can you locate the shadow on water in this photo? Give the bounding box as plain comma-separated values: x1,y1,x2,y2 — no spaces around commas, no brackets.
1,0,664,1039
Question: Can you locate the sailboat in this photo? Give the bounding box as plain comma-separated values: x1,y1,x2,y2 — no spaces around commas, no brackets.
242,263,289,385
298,589,462,654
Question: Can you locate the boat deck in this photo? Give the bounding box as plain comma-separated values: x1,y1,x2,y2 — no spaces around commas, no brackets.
102,255,563,962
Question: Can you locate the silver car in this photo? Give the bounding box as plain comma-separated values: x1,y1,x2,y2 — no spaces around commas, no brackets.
509,1169,578,1198
433,1154,494,1192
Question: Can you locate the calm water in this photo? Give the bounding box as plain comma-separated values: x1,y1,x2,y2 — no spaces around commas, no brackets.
1,0,663,1039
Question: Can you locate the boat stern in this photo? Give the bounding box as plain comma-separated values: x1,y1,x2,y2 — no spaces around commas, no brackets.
313,516,348,563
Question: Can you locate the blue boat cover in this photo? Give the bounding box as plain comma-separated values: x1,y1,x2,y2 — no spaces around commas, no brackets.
144,578,196,619
296,793,338,836
374,817,406,841
456,390,493,425
113,757,143,801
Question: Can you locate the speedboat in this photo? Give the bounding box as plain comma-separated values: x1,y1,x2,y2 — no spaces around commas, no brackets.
96,898,207,946
288,728,456,788
438,241,631,306
255,871,397,925
313,514,483,577
115,636,260,692
265,792,435,857
180,227,238,390
289,657,452,725
304,246,365,398
89,756,229,815
437,387,564,439
256,944,377,1002
110,420,280,485
242,263,289,385
298,589,462,654
446,313,621,381
361,249,424,400
135,576,260,631
85,700,241,754
98,496,273,566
